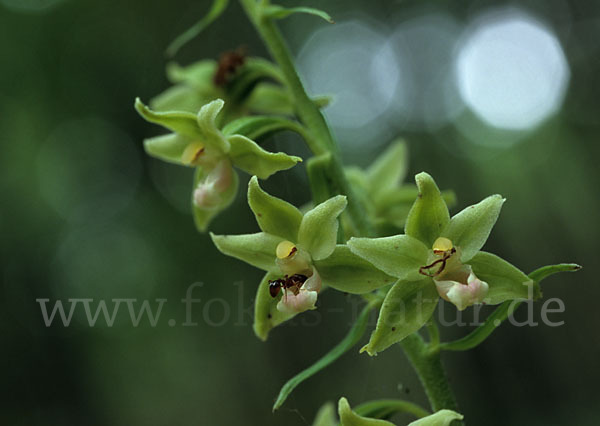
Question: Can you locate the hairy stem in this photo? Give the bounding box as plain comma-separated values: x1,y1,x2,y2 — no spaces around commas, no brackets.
400,334,460,415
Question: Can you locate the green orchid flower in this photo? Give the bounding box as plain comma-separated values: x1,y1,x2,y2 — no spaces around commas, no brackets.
135,98,301,231
151,58,330,123
312,397,463,426
348,172,541,355
211,177,395,340
344,141,456,237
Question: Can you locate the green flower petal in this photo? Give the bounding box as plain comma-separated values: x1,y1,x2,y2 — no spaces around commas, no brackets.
404,172,450,247
143,133,190,165
192,166,239,232
135,98,202,139
247,176,303,241
314,245,396,294
196,99,230,152
338,398,394,426
222,115,308,142
469,251,541,304
253,272,296,341
408,410,464,426
347,235,429,281
367,140,408,201
361,278,438,356
297,195,347,260
149,85,211,114
210,232,282,272
228,134,302,179
312,402,337,426
166,60,217,90
441,194,504,262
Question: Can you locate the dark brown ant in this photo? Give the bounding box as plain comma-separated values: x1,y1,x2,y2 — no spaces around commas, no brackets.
269,274,308,298
419,247,456,278
213,47,246,87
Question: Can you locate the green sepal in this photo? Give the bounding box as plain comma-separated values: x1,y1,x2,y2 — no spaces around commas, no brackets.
314,245,396,294
135,98,202,140
150,84,211,114
529,263,582,283
210,231,282,272
166,0,230,56
312,403,337,426
166,60,217,91
143,133,190,165
253,271,296,341
263,5,334,23
192,165,238,231
298,195,347,260
361,278,438,356
347,235,429,281
469,251,541,304
404,172,450,247
338,398,394,426
222,115,308,142
245,83,295,116
367,141,408,201
441,194,504,262
228,134,301,179
247,176,303,241
196,99,230,153
273,303,373,411
408,410,464,426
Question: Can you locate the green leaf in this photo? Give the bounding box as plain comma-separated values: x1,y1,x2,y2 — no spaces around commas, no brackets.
469,251,540,304
362,278,438,356
404,172,450,247
312,402,337,426
135,98,201,139
253,272,296,341
222,115,309,141
353,399,430,421
347,235,429,281
228,134,301,179
247,176,303,241
166,0,230,56
297,195,347,260
528,263,582,283
338,398,395,426
192,166,239,231
441,194,504,262
210,232,282,272
367,141,408,200
143,133,190,165
273,303,373,411
264,5,334,23
408,409,464,426
196,99,230,152
314,245,396,294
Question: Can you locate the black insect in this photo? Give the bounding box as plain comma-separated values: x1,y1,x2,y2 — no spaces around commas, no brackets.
268,274,308,298
213,48,246,87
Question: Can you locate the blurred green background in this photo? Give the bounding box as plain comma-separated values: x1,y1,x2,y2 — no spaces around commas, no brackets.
2,0,599,425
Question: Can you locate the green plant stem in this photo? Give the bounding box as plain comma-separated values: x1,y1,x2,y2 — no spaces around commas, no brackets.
400,334,459,414
240,0,458,416
240,0,373,237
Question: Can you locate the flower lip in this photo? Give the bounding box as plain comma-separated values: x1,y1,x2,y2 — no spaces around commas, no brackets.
420,237,457,278
181,142,205,165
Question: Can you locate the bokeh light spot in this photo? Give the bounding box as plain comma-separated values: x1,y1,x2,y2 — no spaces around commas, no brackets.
455,10,570,131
